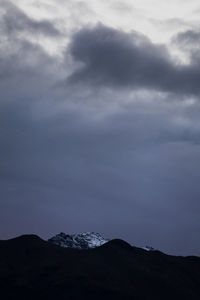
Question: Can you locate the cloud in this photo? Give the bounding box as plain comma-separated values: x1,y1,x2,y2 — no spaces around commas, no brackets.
67,24,200,96
175,30,200,44
0,3,61,96
1,1,61,38
172,29,200,59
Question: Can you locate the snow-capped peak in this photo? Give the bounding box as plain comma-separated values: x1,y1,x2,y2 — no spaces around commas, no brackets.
48,232,109,249
142,246,156,251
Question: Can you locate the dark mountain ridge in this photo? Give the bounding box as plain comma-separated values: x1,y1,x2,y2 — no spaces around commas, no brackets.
0,234,200,299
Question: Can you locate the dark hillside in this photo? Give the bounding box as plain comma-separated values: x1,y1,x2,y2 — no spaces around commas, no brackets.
0,235,200,299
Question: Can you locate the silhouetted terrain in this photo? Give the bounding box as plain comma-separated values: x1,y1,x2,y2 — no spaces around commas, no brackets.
0,235,200,299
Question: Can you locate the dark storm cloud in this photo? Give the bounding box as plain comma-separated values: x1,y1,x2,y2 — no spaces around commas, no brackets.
1,1,61,37
68,24,200,96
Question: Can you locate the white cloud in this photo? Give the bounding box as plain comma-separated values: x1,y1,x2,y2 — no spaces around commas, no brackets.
10,0,200,52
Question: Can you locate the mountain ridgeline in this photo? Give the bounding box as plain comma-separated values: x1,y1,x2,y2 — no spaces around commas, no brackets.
48,232,109,249
0,233,200,300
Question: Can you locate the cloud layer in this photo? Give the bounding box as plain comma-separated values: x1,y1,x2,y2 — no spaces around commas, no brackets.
1,1,61,37
1,1,200,256
68,24,200,96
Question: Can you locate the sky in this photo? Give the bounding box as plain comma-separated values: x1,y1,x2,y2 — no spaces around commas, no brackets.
1,0,200,256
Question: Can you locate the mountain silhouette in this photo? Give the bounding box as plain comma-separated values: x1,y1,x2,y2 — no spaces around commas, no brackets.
1,234,200,299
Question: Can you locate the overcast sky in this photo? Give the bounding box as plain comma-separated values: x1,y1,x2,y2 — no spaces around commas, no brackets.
1,0,200,255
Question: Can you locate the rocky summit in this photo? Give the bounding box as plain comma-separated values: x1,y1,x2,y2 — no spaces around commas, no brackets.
48,232,109,249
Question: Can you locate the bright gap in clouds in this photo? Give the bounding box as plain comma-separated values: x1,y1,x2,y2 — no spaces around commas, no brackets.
11,0,200,49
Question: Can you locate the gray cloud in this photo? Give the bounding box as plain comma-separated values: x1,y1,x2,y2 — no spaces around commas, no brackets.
174,30,200,46
172,29,200,61
1,1,61,38
68,24,200,96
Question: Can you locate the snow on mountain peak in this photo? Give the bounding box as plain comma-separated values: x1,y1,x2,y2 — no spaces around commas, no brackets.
48,232,109,249
142,246,156,251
